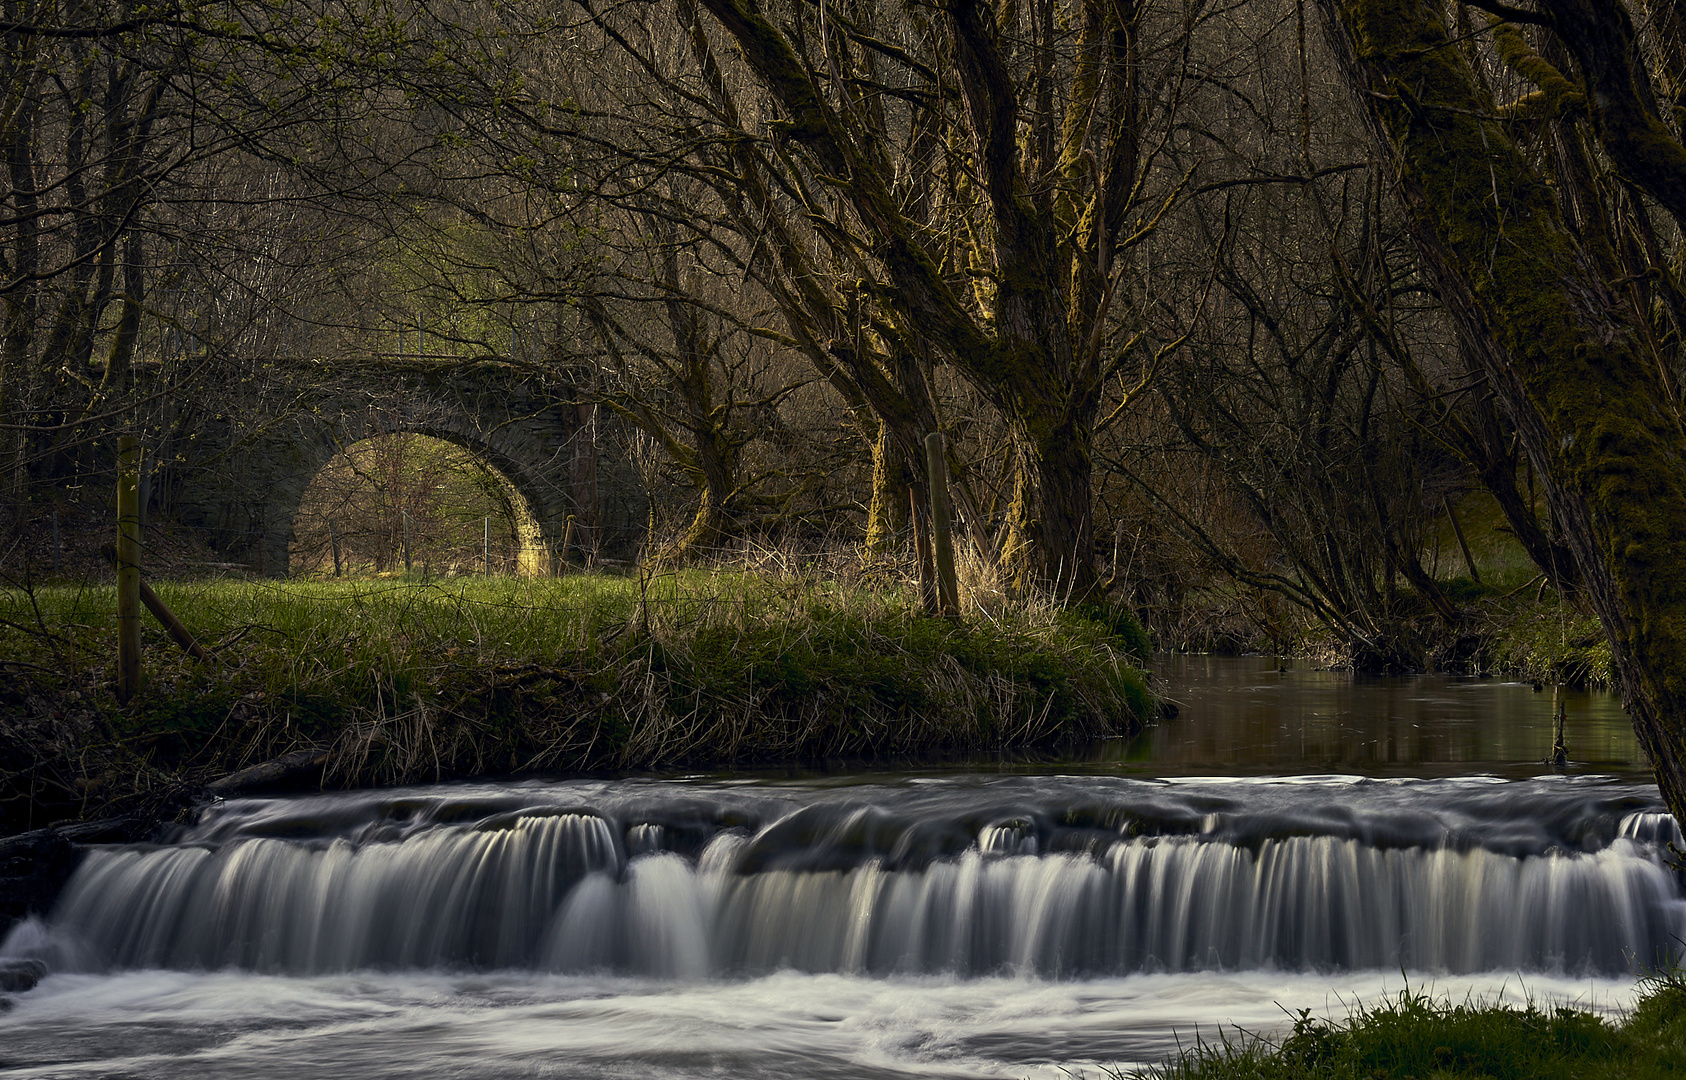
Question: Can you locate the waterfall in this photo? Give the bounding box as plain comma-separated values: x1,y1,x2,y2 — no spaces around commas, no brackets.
50,812,618,971
18,779,1686,978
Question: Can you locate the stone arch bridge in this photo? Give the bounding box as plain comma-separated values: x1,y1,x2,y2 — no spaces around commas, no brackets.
171,359,646,576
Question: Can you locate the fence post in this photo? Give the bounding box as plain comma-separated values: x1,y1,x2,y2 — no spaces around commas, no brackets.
330,518,342,577
562,515,576,574
402,510,412,574
484,517,492,576
139,580,215,664
924,431,960,617
116,435,142,703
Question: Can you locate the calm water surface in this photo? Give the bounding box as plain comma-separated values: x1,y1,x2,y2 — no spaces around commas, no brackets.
0,656,1667,1079
1109,654,1645,779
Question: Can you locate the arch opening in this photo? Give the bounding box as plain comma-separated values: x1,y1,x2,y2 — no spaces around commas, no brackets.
289,433,549,576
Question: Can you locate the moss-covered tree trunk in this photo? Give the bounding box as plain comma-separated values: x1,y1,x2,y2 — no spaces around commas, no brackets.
679,0,1168,599
863,426,910,558
1003,411,1098,596
662,253,743,563
1316,0,1686,819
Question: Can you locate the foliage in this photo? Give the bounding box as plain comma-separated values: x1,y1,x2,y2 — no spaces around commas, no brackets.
3,0,1681,777
1314,0,1686,822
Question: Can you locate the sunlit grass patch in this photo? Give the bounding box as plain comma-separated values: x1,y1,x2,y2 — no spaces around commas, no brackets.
0,569,1152,829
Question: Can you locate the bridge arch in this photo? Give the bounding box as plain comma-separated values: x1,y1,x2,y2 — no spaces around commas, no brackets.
172,363,646,575
285,424,556,576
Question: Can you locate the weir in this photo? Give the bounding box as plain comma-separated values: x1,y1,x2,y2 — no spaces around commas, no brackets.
13,776,1685,979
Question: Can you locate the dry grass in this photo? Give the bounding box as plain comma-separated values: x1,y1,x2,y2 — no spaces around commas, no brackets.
0,554,1153,832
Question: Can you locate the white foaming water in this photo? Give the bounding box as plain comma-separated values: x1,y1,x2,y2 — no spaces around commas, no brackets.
0,966,1646,1079
2,774,1681,1076
699,835,1682,974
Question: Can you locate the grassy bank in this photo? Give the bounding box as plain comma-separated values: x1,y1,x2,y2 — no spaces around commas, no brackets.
1142,485,1613,684
1147,572,1610,685
1150,973,1686,1079
0,567,1152,832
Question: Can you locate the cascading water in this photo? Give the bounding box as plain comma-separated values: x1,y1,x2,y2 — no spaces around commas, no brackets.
0,660,1675,1080
16,775,1684,979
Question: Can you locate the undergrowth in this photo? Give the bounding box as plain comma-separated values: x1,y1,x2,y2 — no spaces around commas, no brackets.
1470,586,1611,688
0,568,1152,832
1134,487,1615,684
1148,969,1686,1079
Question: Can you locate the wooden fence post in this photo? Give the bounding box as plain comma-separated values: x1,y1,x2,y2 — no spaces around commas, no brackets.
116,435,142,703
925,431,960,617
139,580,216,664
484,517,492,576
330,518,343,577
402,510,412,574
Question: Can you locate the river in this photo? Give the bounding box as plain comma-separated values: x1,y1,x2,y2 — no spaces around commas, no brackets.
0,657,1676,1078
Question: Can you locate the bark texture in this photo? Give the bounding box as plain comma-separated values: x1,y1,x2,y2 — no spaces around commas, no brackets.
675,0,1170,595
1316,0,1686,818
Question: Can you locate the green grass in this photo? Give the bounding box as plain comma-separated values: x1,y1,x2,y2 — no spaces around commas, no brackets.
0,568,1152,830
1141,485,1613,683
1149,971,1686,1079
1469,588,1611,688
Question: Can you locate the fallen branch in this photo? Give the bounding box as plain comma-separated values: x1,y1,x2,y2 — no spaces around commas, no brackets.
138,580,216,664
206,749,329,797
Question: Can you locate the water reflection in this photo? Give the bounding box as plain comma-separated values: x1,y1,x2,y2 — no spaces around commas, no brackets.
1111,655,1645,779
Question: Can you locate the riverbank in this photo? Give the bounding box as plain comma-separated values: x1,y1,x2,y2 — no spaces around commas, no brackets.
1146,576,1611,687
1139,487,1616,685
0,569,1153,837
1152,970,1686,1079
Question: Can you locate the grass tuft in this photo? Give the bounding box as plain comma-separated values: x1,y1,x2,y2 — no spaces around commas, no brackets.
1146,973,1686,1079
0,566,1152,831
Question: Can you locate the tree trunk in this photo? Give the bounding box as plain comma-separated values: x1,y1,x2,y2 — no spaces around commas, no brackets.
1006,416,1099,598
1316,0,1686,820
864,426,911,559
0,28,39,506
685,0,1118,597
569,399,600,559
675,485,733,559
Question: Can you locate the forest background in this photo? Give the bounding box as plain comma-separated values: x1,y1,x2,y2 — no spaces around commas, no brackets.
1,0,1684,815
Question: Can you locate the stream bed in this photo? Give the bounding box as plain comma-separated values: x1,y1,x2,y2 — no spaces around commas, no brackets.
0,657,1672,1078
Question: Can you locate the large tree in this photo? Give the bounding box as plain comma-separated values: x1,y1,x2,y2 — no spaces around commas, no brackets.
545,0,1204,594
1315,0,1686,815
